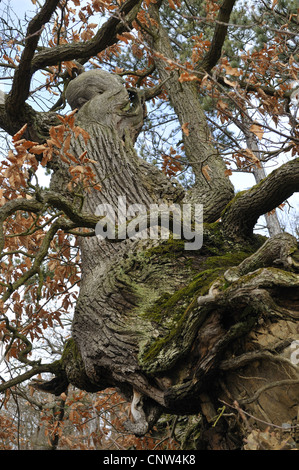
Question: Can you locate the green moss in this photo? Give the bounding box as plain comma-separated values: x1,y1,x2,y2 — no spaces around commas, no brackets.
138,248,255,331
143,236,186,259
138,267,223,371
60,338,80,364
201,251,253,269
47,339,78,376
59,337,99,392
136,236,262,374
114,221,265,374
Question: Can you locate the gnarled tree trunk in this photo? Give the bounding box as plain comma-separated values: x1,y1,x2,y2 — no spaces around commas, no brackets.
0,0,296,450
39,69,299,449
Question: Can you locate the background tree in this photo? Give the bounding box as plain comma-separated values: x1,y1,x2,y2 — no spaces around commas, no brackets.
0,0,298,450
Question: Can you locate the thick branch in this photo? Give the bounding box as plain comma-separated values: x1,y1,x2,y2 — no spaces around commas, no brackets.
5,0,60,117
0,100,60,142
199,0,237,73
31,0,142,71
2,0,142,131
221,158,299,239
224,232,299,283
148,3,234,221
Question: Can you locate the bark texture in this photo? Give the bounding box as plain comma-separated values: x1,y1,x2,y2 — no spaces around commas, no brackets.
148,3,235,222
44,69,299,448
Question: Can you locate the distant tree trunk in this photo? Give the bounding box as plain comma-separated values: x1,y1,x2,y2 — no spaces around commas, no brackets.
38,68,299,449
242,115,282,237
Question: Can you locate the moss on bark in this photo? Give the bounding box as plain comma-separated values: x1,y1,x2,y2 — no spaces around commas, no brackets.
120,223,262,374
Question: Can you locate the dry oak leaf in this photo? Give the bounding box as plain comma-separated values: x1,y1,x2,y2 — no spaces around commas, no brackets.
250,123,264,141
181,122,189,136
202,164,212,181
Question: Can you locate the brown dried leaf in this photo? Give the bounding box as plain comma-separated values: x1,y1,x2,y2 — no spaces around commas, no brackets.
12,124,28,143
181,122,189,136
202,164,212,181
244,148,262,167
250,123,264,141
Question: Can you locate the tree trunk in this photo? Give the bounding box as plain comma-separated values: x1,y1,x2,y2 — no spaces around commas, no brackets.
37,69,299,449
242,115,282,237
147,3,235,222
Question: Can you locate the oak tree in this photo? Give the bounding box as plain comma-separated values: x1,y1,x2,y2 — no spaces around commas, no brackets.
0,0,298,449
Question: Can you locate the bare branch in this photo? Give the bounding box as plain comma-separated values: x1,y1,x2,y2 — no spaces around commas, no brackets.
198,0,238,73
0,362,62,394
5,0,61,117
31,0,142,71
3,0,142,126
222,157,299,239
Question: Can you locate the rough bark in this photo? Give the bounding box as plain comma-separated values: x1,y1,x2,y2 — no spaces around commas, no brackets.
222,158,299,240
198,0,238,74
38,69,299,448
147,4,235,222
0,0,297,449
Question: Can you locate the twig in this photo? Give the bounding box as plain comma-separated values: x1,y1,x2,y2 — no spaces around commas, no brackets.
239,379,299,405
24,26,45,41
219,399,299,430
